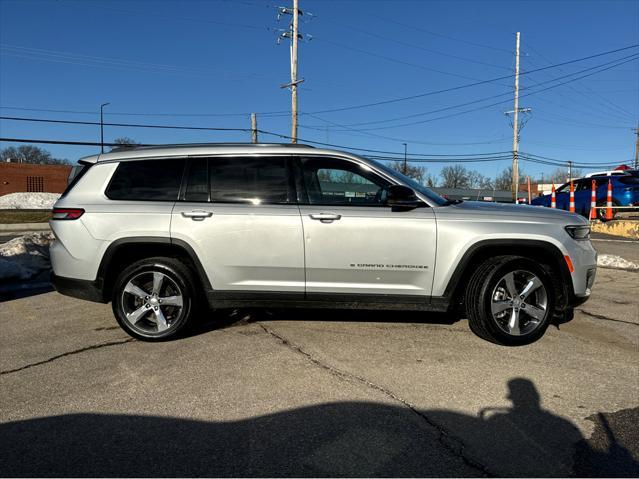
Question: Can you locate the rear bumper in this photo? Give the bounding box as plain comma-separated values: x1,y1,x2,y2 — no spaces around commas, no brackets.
51,273,106,303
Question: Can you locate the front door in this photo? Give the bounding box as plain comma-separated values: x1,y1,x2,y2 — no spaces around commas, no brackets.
296,156,437,297
171,155,305,293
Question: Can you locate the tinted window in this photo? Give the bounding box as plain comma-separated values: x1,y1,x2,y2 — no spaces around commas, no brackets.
61,162,91,198
575,180,592,192
619,176,639,185
184,158,209,202
106,158,185,201
300,157,391,206
209,156,291,204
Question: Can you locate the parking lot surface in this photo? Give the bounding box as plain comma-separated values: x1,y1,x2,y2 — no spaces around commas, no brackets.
1,253,638,476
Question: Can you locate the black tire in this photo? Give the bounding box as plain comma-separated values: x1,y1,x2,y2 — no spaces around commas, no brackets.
112,257,198,341
596,200,618,222
465,255,556,346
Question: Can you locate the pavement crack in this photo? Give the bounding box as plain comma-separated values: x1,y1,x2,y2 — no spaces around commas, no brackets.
257,322,494,477
577,309,638,326
0,338,135,376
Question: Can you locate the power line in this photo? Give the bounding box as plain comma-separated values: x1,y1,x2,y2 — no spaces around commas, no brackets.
0,137,151,147
0,134,513,158
3,45,636,122
302,53,639,132
522,40,637,121
0,116,253,132
298,43,639,115
0,105,290,118
0,136,629,169
366,14,514,55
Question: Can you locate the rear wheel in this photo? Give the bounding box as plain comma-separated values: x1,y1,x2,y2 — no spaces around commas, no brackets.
112,257,197,341
465,256,556,346
596,200,618,221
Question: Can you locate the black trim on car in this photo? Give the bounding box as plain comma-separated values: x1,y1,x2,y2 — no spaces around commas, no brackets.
51,273,107,303
442,239,575,309
96,236,212,294
205,290,448,312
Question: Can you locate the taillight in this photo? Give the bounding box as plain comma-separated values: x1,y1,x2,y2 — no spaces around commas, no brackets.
52,208,85,220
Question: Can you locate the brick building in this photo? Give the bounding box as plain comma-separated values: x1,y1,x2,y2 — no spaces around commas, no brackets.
0,162,72,196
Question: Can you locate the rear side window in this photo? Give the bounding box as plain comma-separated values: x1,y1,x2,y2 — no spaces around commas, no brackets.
61,162,91,198
106,158,185,201
619,176,639,185
209,156,292,204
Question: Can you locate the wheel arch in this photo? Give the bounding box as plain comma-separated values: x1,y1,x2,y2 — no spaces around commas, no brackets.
97,237,211,301
443,239,573,311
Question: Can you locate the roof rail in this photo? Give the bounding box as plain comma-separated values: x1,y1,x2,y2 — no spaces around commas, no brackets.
108,142,315,152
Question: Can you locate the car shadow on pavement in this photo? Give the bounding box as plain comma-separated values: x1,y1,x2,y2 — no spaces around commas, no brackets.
1,378,636,477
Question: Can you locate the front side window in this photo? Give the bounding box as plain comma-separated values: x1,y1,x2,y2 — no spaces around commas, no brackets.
209,156,292,204
299,157,391,206
106,158,185,201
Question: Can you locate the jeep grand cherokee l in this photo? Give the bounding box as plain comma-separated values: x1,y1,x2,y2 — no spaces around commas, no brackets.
50,143,597,345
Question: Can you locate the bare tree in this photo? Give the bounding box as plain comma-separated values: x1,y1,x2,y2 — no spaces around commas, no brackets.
0,145,68,165
425,173,437,187
440,165,470,188
494,166,528,191
388,161,427,183
546,167,583,184
109,137,140,151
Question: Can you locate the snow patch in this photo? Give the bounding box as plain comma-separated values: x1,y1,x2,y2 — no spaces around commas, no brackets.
0,232,55,280
597,254,639,271
0,192,60,209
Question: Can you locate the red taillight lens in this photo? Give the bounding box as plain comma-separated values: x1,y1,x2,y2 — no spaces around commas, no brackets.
52,208,85,220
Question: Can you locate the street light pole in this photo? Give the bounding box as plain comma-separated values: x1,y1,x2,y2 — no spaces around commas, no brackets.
403,143,407,174
100,102,110,153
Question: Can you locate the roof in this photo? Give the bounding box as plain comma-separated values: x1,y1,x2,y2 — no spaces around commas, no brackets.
79,142,321,163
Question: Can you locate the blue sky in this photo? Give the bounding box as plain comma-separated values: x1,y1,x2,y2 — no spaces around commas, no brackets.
0,0,637,181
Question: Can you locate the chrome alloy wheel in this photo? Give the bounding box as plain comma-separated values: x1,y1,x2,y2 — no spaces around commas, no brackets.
121,271,184,334
490,270,548,336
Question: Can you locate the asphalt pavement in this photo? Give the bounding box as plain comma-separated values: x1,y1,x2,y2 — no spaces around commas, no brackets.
1,250,638,476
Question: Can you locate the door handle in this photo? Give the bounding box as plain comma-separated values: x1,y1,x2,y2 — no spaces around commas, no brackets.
181,210,213,221
309,213,341,223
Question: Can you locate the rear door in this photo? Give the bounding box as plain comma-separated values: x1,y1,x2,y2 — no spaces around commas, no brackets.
296,156,437,297
171,155,305,293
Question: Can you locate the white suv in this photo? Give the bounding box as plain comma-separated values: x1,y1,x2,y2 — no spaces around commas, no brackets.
51,143,597,345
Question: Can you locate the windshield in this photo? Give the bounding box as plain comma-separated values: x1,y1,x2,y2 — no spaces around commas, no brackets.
366,157,448,206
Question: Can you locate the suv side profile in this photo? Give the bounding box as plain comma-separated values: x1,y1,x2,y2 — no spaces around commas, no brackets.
51,144,597,345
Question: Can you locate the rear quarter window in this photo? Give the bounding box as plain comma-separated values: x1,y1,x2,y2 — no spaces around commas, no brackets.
619,176,639,185
105,158,186,201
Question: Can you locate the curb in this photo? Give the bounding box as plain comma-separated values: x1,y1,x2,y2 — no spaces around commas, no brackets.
0,222,50,232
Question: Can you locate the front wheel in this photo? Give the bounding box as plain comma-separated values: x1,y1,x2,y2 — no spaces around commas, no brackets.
465,256,556,346
112,257,197,341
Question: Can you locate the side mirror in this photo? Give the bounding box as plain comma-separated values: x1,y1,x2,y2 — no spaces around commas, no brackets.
386,185,422,210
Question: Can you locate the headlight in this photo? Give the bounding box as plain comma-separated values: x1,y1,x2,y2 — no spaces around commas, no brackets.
565,225,590,240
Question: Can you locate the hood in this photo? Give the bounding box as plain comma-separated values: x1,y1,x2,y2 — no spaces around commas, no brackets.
437,200,587,224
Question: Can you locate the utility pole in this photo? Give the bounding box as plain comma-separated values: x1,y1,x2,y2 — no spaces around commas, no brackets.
276,1,307,144
568,160,573,181
290,0,299,143
511,32,521,201
634,120,638,169
403,143,408,174
100,102,110,153
251,113,258,143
